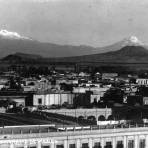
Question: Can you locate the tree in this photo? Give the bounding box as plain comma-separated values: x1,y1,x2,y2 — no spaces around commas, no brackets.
103,88,124,106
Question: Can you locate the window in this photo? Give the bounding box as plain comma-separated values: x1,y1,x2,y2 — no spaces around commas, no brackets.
94,142,101,148
38,98,42,104
82,143,89,148
117,141,123,148
42,146,50,148
139,139,145,148
69,144,76,148
105,142,112,148
56,144,64,148
128,140,134,148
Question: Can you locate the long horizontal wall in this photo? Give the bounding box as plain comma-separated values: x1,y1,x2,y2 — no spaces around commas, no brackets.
45,108,112,120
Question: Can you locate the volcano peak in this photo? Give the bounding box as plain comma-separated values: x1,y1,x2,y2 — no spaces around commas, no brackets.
122,36,144,47
0,29,31,40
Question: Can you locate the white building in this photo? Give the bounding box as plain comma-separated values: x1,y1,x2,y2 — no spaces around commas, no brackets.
73,86,109,95
90,94,102,103
33,92,75,106
0,125,148,148
143,97,148,105
102,73,118,79
136,79,148,85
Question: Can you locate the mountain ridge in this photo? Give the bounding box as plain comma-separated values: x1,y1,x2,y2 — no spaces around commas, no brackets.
3,45,148,65
0,30,147,58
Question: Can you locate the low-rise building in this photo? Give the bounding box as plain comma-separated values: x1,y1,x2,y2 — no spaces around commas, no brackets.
102,73,118,80
143,97,148,105
33,91,75,106
90,94,102,103
0,91,34,107
136,78,148,85
73,86,109,94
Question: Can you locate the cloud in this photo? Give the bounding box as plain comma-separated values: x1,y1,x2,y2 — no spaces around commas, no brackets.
0,30,31,40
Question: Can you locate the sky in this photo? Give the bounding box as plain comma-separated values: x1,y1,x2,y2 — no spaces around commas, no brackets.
0,0,148,47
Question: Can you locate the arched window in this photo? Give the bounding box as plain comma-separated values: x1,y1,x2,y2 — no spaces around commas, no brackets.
107,115,114,121
87,116,96,121
78,116,84,120
98,115,105,121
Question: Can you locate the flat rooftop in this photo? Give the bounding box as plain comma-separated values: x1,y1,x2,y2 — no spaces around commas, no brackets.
0,123,147,135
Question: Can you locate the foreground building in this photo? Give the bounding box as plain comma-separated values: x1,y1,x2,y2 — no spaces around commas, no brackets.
0,125,147,148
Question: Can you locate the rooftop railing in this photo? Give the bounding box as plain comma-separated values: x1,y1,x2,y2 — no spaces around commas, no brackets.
0,123,148,135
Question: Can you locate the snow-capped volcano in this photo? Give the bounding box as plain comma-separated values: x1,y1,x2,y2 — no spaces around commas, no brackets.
0,29,147,59
122,36,144,46
0,30,31,40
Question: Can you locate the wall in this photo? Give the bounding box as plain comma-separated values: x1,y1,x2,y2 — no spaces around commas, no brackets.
33,93,75,106
46,108,112,120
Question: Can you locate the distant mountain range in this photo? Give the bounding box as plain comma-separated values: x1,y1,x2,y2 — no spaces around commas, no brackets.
1,30,148,65
0,30,148,59
0,30,107,58
75,45,148,63
3,45,148,65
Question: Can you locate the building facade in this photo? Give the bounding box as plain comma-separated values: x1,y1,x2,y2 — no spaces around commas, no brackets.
46,108,112,120
0,126,147,148
136,79,148,86
33,93,75,106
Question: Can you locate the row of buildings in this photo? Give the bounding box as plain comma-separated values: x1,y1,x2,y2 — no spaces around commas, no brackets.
0,71,148,109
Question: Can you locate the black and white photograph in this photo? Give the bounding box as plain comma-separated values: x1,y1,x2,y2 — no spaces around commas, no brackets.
0,0,147,147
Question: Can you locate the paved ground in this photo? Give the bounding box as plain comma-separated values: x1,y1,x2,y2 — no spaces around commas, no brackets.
0,113,51,126
0,112,80,127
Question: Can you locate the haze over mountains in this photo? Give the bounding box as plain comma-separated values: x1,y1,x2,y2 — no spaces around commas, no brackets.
0,30,148,59
1,30,148,64
0,30,102,58
65,45,148,63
